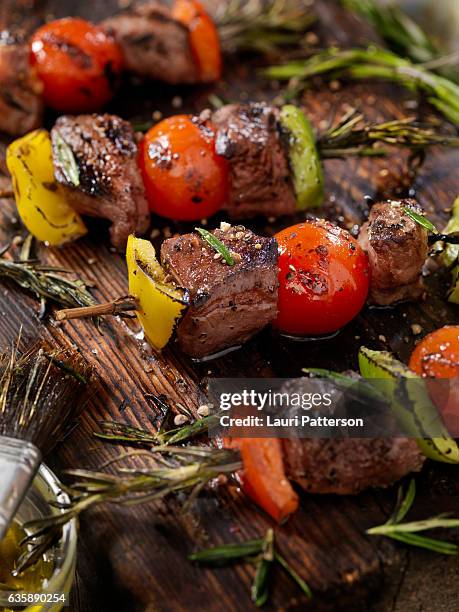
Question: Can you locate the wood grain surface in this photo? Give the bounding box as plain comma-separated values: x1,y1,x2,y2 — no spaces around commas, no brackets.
0,1,458,611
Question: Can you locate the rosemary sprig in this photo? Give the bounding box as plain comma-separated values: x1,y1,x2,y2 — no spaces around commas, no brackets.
0,254,96,316
367,480,459,555
264,47,459,126
402,206,438,234
23,447,241,540
94,413,219,447
317,110,459,158
195,227,235,265
341,0,439,65
215,0,316,55
190,528,312,606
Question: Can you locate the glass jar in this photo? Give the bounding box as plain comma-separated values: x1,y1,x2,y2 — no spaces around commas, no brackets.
0,464,77,612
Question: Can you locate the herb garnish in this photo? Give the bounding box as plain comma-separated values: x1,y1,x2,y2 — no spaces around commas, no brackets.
215,0,316,56
367,480,459,554
22,445,241,541
54,132,80,187
264,47,459,126
341,0,440,66
402,207,438,233
189,528,312,606
195,227,235,265
317,109,459,159
94,413,219,447
0,249,96,317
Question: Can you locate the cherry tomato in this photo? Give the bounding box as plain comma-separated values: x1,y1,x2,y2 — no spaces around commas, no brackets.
139,115,228,221
275,220,370,336
409,326,459,436
409,326,459,378
172,0,222,82
30,18,124,113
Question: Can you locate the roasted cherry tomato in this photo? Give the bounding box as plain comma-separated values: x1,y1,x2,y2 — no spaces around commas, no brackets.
275,220,370,336
30,18,124,112
139,115,229,221
409,326,459,378
172,0,222,82
409,326,459,436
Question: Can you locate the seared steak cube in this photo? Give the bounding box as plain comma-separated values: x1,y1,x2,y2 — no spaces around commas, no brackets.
0,32,43,135
211,104,296,219
280,377,425,495
51,114,149,249
283,436,424,495
160,223,278,357
102,2,198,84
358,199,429,305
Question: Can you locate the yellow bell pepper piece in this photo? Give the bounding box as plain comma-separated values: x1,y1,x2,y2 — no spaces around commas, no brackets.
6,129,87,246
126,235,189,350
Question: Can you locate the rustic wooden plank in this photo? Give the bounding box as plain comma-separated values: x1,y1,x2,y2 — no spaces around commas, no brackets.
0,1,458,611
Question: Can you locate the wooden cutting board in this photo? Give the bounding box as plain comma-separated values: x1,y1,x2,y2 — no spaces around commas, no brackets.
0,2,458,610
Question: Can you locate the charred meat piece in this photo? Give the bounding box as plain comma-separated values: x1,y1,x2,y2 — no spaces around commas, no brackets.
358,199,429,305
51,114,149,249
279,376,425,494
102,2,198,84
161,223,278,358
0,31,43,135
212,104,296,219
282,436,424,495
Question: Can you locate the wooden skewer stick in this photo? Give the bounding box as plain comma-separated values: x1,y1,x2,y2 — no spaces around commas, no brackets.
56,296,139,321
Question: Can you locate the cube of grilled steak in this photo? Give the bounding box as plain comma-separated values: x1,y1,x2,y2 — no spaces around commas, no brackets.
282,437,424,495
0,32,43,135
211,104,296,219
51,114,149,249
279,377,425,494
358,199,429,306
102,2,198,84
161,224,278,357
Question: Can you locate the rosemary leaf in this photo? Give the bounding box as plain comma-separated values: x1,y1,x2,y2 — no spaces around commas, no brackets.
391,479,416,525
53,132,80,187
195,228,235,265
189,539,264,565
274,552,313,600
403,207,438,233
385,532,459,555
368,517,459,535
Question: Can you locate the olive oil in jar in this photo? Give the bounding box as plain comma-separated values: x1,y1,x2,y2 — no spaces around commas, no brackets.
0,521,53,593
